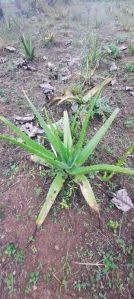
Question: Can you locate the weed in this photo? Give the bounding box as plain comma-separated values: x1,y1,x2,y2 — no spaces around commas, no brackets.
60,198,69,209
110,43,120,58
35,187,42,198
94,96,113,121
60,253,72,291
16,214,22,221
29,271,39,285
71,84,83,96
43,33,55,48
118,35,127,43
21,35,35,61
101,144,114,155
4,243,16,257
15,249,25,263
73,280,90,291
28,235,35,242
51,204,61,223
117,238,133,255
107,220,119,232
129,43,134,55
25,286,32,294
4,273,15,293
102,253,117,273
31,245,38,254
126,62,134,72
44,267,56,284
123,118,134,128
0,88,5,97
1,91,134,228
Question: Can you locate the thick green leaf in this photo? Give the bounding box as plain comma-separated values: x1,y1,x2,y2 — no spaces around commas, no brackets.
0,116,55,160
63,111,73,151
74,175,99,215
23,90,67,161
0,135,65,169
36,173,65,227
76,108,119,166
76,96,100,151
102,144,134,181
69,164,134,176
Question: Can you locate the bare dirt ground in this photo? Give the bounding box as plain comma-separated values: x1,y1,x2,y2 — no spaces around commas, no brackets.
0,1,134,298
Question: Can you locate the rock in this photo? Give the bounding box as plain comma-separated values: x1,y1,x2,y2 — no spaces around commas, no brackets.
64,40,73,46
55,245,59,251
111,78,117,86
47,62,55,71
71,102,79,113
23,65,37,71
40,83,55,95
0,57,7,63
110,62,118,71
14,115,34,124
40,83,55,92
130,91,134,97
61,74,72,82
43,55,48,61
20,123,44,138
68,57,80,71
5,46,16,53
14,58,26,67
119,45,127,51
33,285,37,291
125,86,133,91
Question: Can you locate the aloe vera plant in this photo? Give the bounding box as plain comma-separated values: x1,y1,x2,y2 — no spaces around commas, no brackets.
0,91,134,228
21,35,35,61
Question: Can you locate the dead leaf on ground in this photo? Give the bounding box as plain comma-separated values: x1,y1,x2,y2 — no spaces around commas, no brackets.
83,77,112,103
51,90,76,105
111,189,134,212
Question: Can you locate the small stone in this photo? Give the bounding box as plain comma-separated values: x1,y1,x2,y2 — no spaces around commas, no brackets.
111,78,116,86
23,65,37,71
14,58,26,67
71,102,79,113
125,86,133,91
43,55,48,61
110,62,118,71
5,46,16,52
55,245,59,251
40,83,55,94
130,91,134,97
64,40,73,46
47,62,55,71
33,285,37,291
68,57,80,71
0,57,7,63
119,45,127,51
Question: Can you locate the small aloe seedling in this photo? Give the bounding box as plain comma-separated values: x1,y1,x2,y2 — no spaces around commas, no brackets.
0,91,134,228
21,35,35,61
